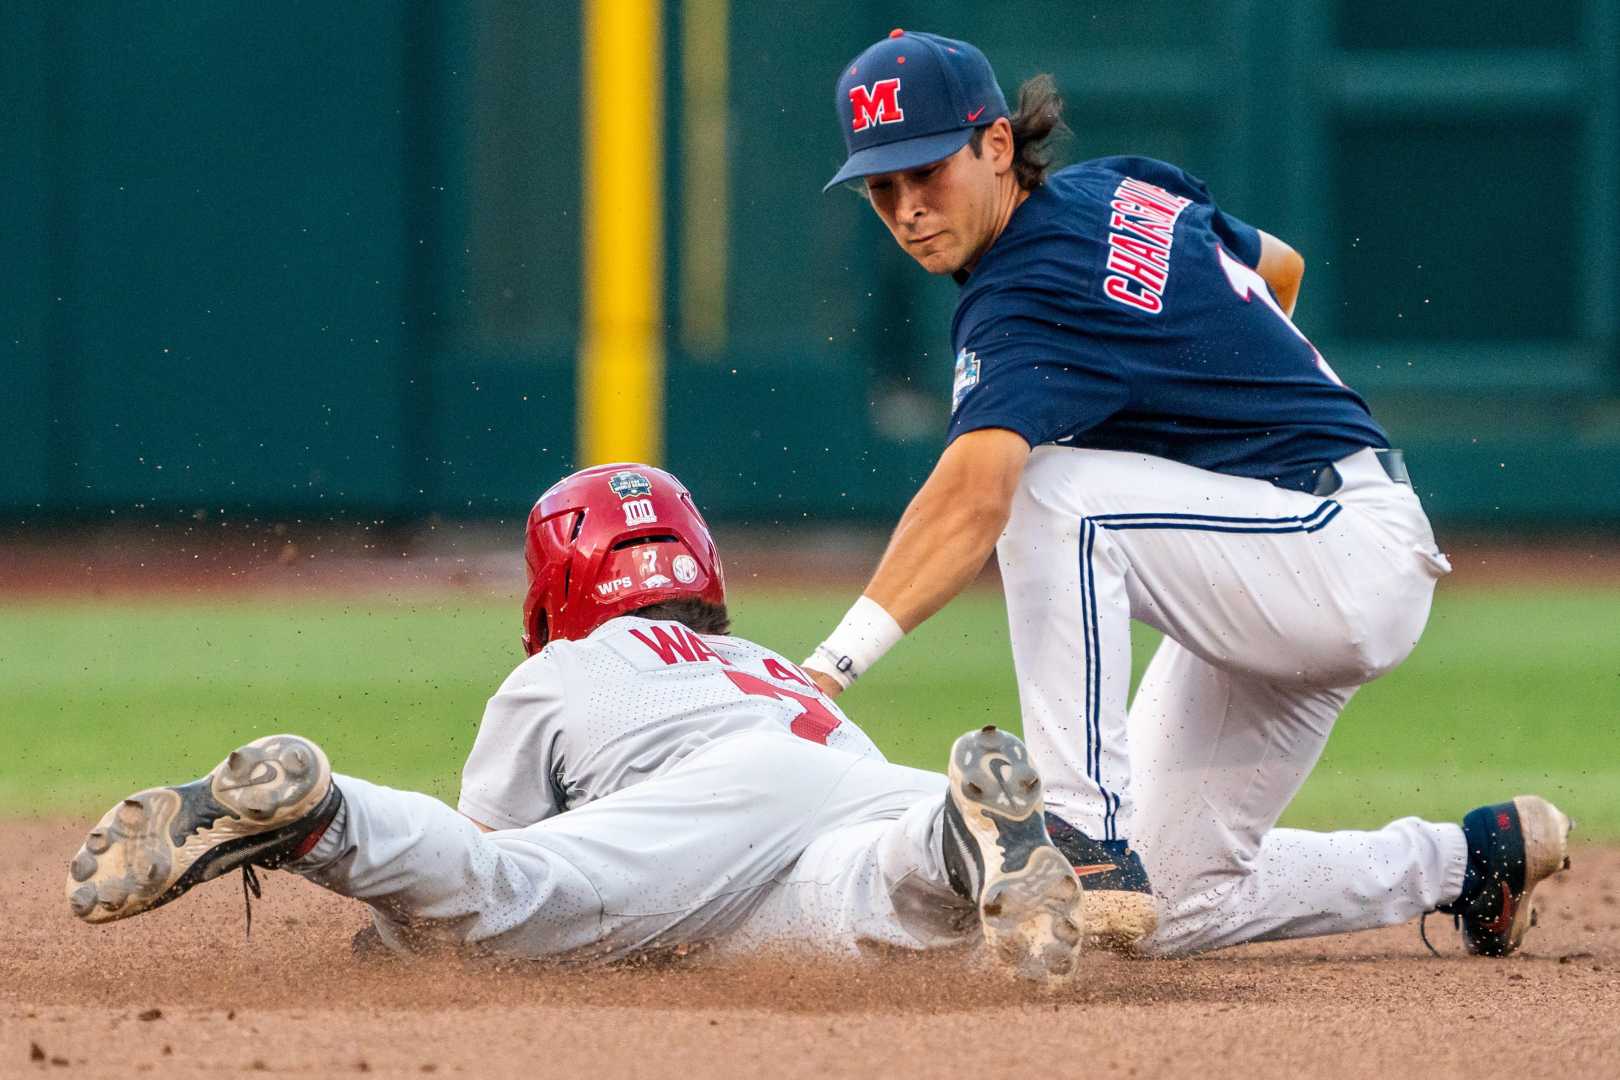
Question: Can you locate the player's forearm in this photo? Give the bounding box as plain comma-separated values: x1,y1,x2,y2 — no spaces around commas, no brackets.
865,487,1008,631
805,428,1029,694
805,495,1004,696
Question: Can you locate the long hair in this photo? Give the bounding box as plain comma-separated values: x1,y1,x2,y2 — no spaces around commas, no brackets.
973,73,1069,189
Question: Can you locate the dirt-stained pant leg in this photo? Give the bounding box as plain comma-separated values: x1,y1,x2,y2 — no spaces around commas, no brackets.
722,786,971,958
1127,639,1466,954
998,445,1467,950
290,731,958,963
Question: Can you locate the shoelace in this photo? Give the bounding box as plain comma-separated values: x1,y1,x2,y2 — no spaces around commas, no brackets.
241,864,263,939
1417,911,1450,957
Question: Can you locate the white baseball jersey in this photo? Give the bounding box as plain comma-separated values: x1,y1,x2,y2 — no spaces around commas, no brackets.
458,616,883,830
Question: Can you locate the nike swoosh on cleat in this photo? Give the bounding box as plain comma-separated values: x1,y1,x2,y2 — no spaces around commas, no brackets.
1071,863,1115,877
987,756,1015,801
1483,882,1517,935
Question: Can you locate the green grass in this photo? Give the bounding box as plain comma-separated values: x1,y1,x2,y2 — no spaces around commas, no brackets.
3,587,1617,835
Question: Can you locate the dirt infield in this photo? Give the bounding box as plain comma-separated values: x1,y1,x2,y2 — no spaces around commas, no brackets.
4,822,1617,1079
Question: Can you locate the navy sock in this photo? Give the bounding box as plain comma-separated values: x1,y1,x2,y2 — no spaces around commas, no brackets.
1439,803,1505,913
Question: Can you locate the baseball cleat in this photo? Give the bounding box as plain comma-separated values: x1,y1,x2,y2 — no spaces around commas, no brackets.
1434,795,1572,956
942,726,1083,982
66,734,341,925
1044,813,1159,951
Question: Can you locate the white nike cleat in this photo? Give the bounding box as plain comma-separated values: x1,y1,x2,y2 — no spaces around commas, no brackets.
941,725,1084,982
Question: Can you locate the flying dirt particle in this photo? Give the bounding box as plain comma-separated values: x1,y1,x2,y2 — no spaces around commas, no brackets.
138,1008,163,1021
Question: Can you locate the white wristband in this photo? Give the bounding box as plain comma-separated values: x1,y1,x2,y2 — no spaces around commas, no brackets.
804,596,904,690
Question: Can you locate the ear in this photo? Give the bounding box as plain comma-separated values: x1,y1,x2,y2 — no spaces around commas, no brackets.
985,117,1016,174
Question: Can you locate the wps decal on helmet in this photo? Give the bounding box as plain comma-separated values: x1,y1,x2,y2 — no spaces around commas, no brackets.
609,471,653,499
849,78,904,131
596,576,633,596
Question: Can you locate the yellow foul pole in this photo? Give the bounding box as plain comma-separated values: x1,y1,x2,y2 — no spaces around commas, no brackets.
581,0,663,466
680,0,729,352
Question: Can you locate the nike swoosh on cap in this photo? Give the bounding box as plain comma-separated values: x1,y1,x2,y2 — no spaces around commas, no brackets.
966,106,986,121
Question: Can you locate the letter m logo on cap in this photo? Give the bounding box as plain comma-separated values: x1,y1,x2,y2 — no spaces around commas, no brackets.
849,78,904,131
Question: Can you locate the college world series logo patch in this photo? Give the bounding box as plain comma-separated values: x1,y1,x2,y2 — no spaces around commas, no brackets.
608,471,653,500
951,348,980,413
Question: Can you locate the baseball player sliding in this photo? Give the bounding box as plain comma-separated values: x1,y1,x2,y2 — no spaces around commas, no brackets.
803,30,1570,956
66,465,1085,981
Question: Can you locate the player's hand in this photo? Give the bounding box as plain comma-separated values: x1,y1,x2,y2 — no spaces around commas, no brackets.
805,668,845,699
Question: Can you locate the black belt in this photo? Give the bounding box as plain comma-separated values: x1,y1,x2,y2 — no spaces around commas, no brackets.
1312,448,1410,497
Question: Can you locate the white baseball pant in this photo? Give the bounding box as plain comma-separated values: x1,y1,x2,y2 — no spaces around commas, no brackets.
290,730,968,963
996,445,1466,953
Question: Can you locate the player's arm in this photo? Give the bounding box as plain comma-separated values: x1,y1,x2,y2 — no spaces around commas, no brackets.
1255,230,1305,317
458,657,569,829
804,427,1030,697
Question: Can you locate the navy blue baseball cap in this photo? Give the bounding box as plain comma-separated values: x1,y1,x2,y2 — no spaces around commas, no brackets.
824,29,1009,192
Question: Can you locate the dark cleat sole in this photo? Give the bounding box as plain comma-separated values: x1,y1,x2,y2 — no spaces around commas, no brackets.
66,735,333,924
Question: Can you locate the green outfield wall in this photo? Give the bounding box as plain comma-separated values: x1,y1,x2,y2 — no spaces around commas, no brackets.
4,1,1617,526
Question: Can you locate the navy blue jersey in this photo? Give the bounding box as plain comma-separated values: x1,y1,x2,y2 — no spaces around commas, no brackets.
948,156,1388,491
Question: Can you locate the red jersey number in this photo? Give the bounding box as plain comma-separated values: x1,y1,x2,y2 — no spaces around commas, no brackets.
724,670,843,745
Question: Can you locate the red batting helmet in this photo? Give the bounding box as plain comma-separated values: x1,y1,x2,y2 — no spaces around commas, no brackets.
520,463,726,654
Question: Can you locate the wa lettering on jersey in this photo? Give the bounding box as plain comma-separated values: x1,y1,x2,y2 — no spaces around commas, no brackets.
623,622,727,666
612,622,817,688
947,156,1389,492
